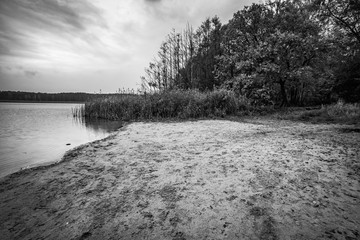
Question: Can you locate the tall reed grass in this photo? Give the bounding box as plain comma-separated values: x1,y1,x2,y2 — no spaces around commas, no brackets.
74,89,250,121
72,106,85,118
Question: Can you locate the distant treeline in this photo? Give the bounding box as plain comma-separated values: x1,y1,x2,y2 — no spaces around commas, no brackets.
0,91,123,102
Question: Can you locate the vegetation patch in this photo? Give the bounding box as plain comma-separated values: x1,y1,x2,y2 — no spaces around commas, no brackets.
275,101,360,124
74,89,249,120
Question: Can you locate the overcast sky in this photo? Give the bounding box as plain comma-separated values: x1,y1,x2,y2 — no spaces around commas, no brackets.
0,0,257,93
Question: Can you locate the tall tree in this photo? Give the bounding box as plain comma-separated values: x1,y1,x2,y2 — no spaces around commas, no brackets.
216,1,325,106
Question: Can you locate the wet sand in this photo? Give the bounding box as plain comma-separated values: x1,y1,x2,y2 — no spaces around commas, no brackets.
0,119,359,240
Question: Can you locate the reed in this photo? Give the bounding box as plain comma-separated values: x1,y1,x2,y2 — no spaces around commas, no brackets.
77,89,249,121
72,105,85,118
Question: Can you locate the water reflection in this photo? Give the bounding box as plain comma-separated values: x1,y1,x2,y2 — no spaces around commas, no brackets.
73,117,123,134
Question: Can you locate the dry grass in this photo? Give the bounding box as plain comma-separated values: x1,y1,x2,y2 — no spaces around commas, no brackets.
276,101,360,124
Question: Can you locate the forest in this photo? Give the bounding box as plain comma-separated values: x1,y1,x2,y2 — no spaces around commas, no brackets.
140,0,360,106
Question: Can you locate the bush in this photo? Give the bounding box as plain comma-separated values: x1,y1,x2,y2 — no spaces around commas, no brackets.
221,75,275,107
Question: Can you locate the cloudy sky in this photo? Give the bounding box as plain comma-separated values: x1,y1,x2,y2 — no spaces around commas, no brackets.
0,0,257,93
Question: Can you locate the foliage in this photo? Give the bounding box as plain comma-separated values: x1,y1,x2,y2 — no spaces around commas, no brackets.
221,74,275,106
314,0,360,45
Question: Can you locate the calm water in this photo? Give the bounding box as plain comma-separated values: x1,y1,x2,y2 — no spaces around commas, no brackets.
0,102,123,178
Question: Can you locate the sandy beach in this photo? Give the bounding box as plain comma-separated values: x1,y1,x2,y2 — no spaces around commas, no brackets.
0,119,359,240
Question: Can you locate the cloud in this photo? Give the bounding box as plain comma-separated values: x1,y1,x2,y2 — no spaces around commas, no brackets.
1,0,107,31
24,70,38,78
139,0,256,27
0,0,107,59
141,0,190,23
0,64,39,78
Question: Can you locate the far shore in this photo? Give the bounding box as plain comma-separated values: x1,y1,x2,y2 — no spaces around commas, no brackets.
0,100,85,104
0,119,359,239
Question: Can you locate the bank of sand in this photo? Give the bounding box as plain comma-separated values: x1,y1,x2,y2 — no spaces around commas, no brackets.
0,119,359,240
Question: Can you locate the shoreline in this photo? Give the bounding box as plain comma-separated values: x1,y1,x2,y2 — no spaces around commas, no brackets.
0,122,125,180
1,119,359,239
0,125,126,182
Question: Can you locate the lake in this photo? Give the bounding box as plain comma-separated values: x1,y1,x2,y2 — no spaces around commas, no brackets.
0,102,123,178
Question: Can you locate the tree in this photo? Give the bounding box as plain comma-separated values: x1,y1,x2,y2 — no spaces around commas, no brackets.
182,16,223,90
216,1,325,106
